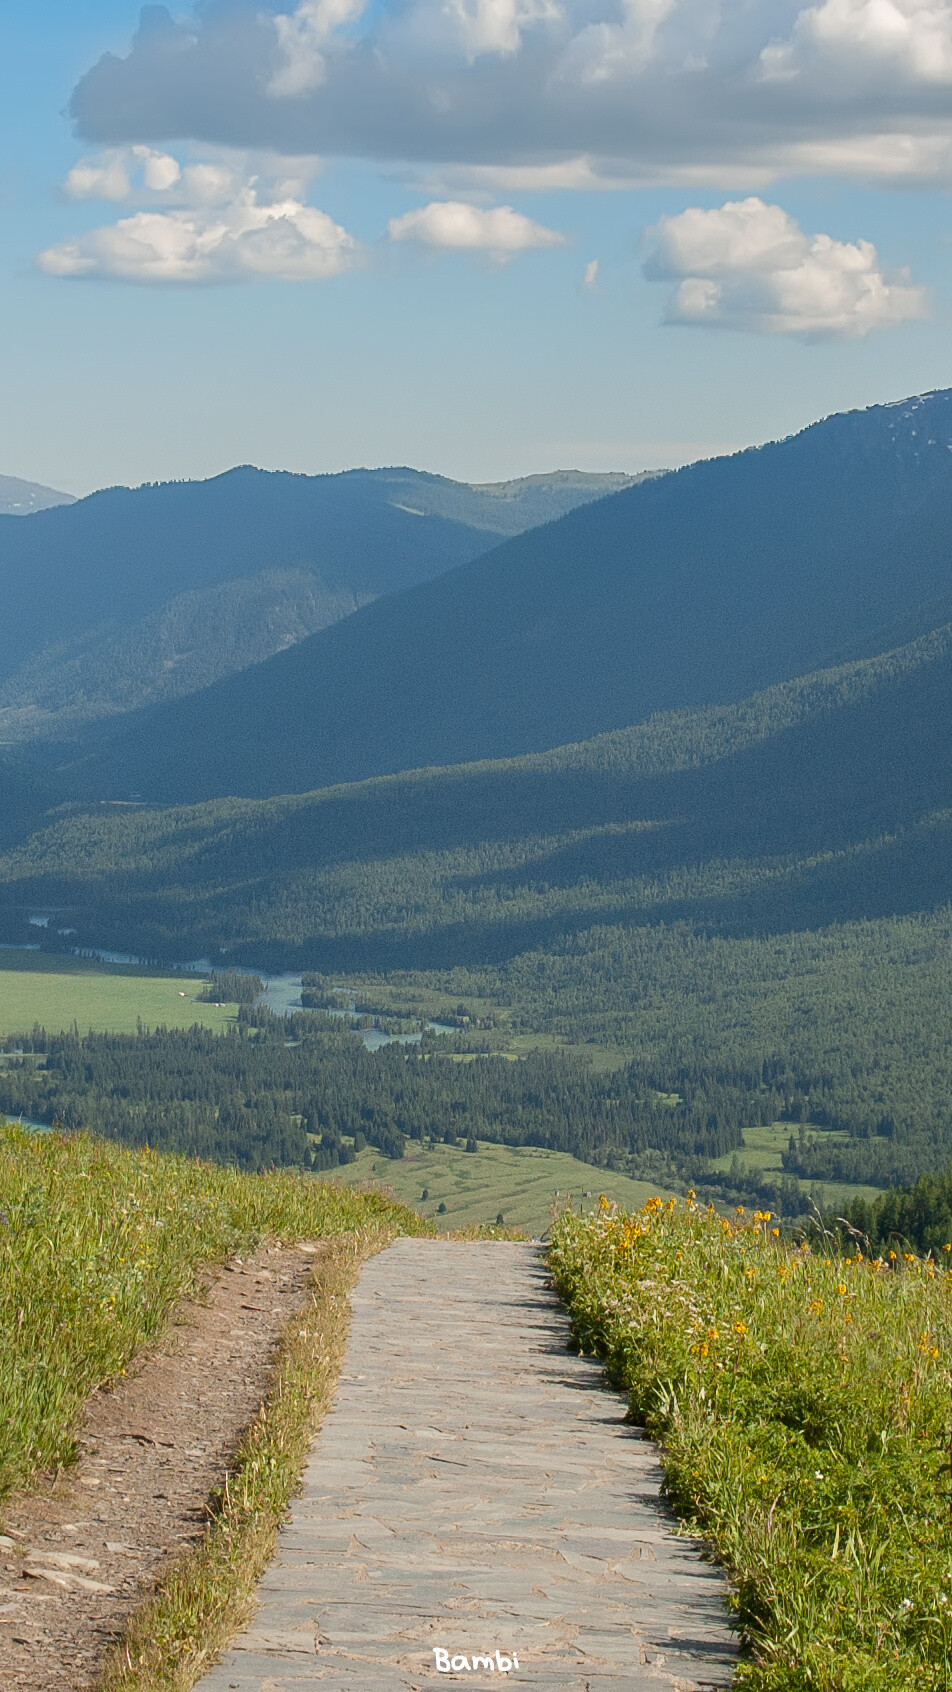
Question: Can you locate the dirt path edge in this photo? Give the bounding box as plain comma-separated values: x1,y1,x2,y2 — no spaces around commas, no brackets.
97,1226,392,1692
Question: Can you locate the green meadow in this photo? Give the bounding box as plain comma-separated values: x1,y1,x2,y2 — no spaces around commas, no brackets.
0,950,234,1036
0,1126,425,1506
711,1121,885,1211
552,1197,952,1690
329,1138,676,1236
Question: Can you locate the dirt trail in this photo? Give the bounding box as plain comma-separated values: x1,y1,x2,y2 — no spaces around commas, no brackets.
195,1240,738,1691
0,1242,318,1692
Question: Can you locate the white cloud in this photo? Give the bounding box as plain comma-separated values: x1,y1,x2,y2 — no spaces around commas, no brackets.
444,0,563,58
61,146,324,210
37,185,358,283
64,0,952,189
270,0,367,97
387,200,565,255
582,257,599,287
644,197,928,337
761,0,952,86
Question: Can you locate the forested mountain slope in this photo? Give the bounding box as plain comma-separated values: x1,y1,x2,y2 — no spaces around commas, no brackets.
70,388,952,804
8,617,952,1184
0,466,631,735
7,615,952,963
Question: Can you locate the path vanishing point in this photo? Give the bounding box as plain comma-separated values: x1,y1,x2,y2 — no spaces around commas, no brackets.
195,1240,739,1690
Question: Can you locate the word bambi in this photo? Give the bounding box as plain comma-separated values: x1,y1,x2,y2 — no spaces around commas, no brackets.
432,1648,521,1673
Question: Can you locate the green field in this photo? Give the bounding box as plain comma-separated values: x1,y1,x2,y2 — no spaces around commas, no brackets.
329,1139,676,1236
0,951,234,1036
711,1121,884,1210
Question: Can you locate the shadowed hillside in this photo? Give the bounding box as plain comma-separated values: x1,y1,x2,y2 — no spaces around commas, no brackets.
6,615,952,965
0,465,633,734
68,389,952,804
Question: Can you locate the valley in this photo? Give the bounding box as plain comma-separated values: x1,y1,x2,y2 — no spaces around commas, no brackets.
5,394,952,1691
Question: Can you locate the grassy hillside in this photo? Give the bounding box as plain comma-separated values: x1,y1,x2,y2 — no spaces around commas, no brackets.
552,1198,952,1690
329,1139,676,1236
0,1124,425,1505
66,388,952,804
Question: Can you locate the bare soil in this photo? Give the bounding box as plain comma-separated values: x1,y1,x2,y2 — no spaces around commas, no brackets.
0,1242,319,1691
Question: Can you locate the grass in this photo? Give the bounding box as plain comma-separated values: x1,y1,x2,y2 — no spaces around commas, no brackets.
0,1125,427,1508
100,1232,383,1692
549,1196,952,1692
329,1138,675,1237
711,1121,885,1211
0,951,235,1036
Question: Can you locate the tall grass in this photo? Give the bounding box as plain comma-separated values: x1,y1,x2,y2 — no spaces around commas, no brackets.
549,1197,952,1692
0,1125,426,1506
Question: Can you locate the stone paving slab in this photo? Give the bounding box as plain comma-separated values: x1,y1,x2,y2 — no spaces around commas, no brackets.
195,1241,737,1691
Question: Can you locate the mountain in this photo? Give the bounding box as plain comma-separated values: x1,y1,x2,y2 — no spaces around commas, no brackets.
0,466,637,736
0,572,368,739
68,388,952,805
0,475,75,516
6,612,952,966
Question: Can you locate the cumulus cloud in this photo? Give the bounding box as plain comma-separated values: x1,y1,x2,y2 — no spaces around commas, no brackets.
37,182,358,283
643,197,928,337
64,0,952,189
270,0,366,97
388,200,565,256
761,0,952,87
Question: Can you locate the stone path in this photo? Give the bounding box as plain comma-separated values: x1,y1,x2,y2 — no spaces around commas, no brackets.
196,1241,738,1691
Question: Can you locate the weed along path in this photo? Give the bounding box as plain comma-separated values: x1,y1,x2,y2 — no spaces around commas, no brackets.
196,1240,737,1691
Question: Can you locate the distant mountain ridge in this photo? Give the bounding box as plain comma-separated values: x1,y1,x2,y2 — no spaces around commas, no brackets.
65,387,952,805
0,465,636,735
0,475,75,516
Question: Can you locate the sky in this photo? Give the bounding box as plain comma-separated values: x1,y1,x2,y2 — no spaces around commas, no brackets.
3,0,952,493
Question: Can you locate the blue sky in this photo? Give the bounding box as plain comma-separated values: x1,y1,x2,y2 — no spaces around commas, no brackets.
3,0,951,492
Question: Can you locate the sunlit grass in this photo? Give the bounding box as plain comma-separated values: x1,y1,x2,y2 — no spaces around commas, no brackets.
0,1124,426,1507
550,1197,952,1691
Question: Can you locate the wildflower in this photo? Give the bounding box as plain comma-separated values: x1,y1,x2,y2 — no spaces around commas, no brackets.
901,1599,913,1610
771,1227,780,1237
687,1189,696,1201
809,1299,824,1314
734,1322,747,1335
944,1245,951,1254
735,1206,745,1215
698,1342,709,1356
888,1250,897,1261
814,1470,823,1479
836,1283,847,1296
